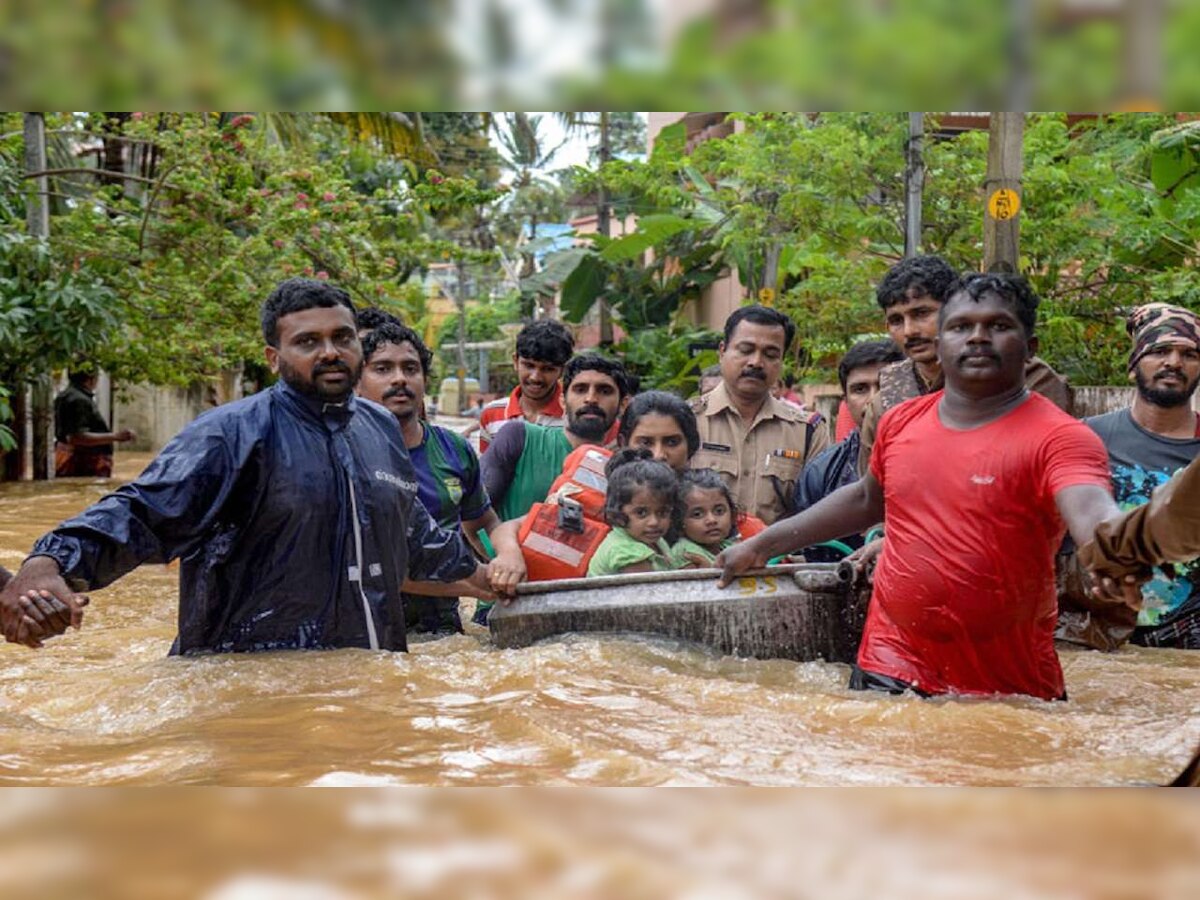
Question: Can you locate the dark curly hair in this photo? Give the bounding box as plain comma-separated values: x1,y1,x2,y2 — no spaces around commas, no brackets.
836,339,904,393
602,448,679,530
261,278,357,347
515,319,575,367
874,255,958,311
563,353,632,398
617,390,700,460
942,272,1040,337
677,468,739,542
356,307,404,333
361,321,434,377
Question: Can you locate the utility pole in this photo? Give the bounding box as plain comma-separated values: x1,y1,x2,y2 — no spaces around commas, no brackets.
24,113,52,480
597,111,613,346
455,259,469,415
983,112,1024,273
904,112,924,258
1122,0,1163,109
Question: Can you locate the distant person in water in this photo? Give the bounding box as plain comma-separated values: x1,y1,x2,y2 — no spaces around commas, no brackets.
53,370,136,477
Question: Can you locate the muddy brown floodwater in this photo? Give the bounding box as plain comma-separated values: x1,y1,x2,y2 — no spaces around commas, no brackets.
1,452,1197,786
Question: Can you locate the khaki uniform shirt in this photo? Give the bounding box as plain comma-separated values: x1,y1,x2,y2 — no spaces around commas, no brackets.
690,381,831,525
857,356,1073,477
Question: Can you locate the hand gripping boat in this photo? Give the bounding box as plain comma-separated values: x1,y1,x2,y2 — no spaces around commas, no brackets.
488,563,867,663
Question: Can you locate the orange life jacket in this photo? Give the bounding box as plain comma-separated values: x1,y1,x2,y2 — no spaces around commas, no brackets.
518,444,614,580
518,500,611,582
545,444,612,521
736,511,766,540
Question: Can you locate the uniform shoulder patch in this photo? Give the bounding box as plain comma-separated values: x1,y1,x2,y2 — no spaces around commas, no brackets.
776,401,821,425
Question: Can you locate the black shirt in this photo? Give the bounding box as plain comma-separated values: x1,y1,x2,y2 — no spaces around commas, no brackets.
54,383,111,452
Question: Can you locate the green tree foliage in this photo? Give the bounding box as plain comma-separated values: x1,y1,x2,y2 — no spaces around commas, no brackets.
34,113,496,386
548,112,1199,386
0,137,120,447
615,325,720,397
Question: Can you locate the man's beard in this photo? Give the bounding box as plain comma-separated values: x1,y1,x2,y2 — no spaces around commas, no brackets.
1135,367,1200,409
567,404,612,441
279,357,361,402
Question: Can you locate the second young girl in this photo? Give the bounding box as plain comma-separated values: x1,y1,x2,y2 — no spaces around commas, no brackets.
587,449,679,576
672,468,739,567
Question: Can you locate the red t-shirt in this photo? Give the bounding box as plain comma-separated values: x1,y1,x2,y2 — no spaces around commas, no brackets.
864,391,1110,700
835,399,854,442
479,384,566,452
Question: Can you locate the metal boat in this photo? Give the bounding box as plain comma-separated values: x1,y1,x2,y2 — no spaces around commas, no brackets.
489,563,866,663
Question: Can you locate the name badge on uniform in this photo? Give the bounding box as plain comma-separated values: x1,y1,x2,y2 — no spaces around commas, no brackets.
700,442,732,454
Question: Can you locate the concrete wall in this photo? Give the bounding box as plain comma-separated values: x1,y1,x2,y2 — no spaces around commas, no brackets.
115,384,207,452
114,368,244,453
1072,386,1140,418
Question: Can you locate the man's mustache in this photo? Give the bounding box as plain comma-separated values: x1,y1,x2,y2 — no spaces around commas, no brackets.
313,361,352,377
959,351,999,363
1155,368,1186,381
383,385,415,401
905,338,930,351
739,368,767,381
573,404,605,418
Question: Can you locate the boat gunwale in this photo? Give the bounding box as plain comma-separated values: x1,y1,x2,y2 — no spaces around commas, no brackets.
512,563,849,597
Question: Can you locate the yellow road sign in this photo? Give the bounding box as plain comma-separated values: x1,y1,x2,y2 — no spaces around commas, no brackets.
758,287,775,304
987,188,1021,221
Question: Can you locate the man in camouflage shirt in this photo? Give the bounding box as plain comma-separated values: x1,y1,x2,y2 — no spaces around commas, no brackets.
857,255,1072,475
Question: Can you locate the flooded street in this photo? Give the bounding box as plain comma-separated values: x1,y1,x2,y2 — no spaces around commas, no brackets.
1,452,1197,786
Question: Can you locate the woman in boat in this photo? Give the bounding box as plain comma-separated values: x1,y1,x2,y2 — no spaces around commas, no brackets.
618,391,766,539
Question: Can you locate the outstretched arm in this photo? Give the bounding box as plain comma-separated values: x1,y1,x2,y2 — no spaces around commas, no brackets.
717,473,885,586
1056,483,1143,612
479,421,525,513
1079,455,1200,576
404,499,480,585
67,428,136,446
3,419,251,648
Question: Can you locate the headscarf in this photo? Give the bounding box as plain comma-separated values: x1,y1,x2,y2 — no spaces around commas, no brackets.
1126,303,1200,371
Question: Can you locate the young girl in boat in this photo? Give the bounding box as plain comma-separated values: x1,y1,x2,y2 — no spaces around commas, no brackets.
671,468,740,567
587,449,679,576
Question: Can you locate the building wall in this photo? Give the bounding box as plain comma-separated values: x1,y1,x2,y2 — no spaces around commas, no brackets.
646,112,747,334
114,368,243,453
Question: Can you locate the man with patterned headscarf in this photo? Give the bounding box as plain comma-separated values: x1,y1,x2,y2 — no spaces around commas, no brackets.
1076,302,1200,649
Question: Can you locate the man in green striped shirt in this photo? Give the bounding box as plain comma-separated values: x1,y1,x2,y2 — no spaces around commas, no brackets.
481,354,630,522
358,320,525,636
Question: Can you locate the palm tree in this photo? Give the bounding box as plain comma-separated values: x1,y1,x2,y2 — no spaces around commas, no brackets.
492,113,568,278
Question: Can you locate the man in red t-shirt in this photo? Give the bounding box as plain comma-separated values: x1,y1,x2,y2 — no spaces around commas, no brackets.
716,273,1119,701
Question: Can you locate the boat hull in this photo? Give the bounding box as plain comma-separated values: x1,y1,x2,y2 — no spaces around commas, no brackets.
489,564,865,663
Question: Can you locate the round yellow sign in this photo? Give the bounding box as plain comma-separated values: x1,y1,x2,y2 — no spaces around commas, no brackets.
987,188,1021,221
758,287,776,304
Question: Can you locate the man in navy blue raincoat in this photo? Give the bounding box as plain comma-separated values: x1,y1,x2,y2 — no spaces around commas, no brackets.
0,279,489,654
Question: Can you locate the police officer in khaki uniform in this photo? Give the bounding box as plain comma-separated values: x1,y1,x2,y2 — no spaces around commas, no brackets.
690,305,830,525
